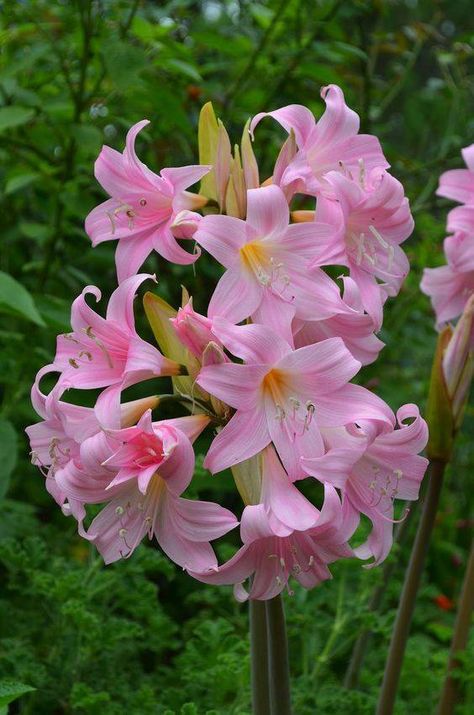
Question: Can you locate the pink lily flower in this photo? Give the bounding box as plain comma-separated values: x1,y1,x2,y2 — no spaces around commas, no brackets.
83,412,237,568
437,144,474,206
196,319,394,478
53,274,180,389
311,168,413,328
194,184,344,329
301,404,428,566
26,366,99,509
26,364,160,515
293,277,384,366
250,84,388,197
190,462,354,601
85,120,210,281
421,256,474,327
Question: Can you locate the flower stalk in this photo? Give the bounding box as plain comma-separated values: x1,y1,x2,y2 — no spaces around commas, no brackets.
265,595,292,715
437,539,474,715
250,600,271,715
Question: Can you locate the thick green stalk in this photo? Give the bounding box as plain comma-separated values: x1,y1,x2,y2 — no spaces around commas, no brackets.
265,595,292,715
437,539,474,715
376,459,446,715
250,600,271,715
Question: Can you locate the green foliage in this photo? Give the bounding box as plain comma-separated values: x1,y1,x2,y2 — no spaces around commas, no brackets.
1,0,473,713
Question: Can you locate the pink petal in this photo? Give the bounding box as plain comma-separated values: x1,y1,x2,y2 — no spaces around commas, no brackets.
154,491,218,571
170,496,238,541
437,168,474,204
115,234,154,283
106,273,154,329
261,445,320,531
211,318,291,364
197,362,267,410
246,185,289,238
207,266,262,323
316,84,360,146
277,337,361,395
204,408,270,474
316,383,395,429
194,214,247,268
162,164,211,195
250,104,315,147
153,225,200,265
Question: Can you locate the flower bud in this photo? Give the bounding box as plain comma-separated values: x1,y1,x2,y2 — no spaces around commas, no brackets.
426,326,454,462
171,299,216,359
171,209,201,239
443,295,474,428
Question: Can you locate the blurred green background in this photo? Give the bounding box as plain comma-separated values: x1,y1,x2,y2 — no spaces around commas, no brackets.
0,1,473,713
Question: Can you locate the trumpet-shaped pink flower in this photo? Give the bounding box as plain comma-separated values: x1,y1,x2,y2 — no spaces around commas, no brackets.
311,168,413,328
250,84,388,197
301,404,428,565
293,277,384,365
421,250,474,327
85,120,210,281
194,184,344,328
437,144,474,205
190,469,354,601
58,410,238,568
53,274,179,389
26,367,99,508
26,365,160,514
196,320,394,478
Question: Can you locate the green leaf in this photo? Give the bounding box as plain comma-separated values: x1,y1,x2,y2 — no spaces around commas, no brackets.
0,106,35,133
0,421,17,500
0,680,36,707
0,271,46,326
163,59,202,82
4,172,39,195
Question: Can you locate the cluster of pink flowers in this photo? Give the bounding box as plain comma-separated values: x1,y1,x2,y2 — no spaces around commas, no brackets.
421,145,474,424
27,85,428,601
421,145,474,326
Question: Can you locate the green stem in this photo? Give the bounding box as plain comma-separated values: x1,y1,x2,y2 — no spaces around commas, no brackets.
265,595,292,715
250,600,271,715
376,459,446,715
437,539,474,715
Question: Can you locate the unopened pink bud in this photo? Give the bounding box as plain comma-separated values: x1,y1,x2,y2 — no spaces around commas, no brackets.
171,299,215,358
443,295,474,427
171,210,201,239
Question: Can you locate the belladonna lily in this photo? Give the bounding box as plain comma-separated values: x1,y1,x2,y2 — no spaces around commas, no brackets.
250,84,389,198
196,319,395,479
53,274,181,390
193,184,345,331
421,244,474,326
85,120,210,281
189,447,355,600
301,404,429,566
311,168,414,328
25,364,159,514
436,143,474,205
58,410,238,569
292,276,384,366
